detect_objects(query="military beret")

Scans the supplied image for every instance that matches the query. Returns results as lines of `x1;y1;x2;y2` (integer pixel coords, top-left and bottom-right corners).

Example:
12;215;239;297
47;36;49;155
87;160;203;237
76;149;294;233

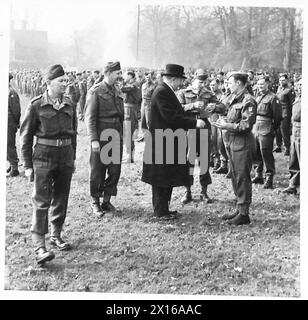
195;68;208;81
46;64;65;81
104;61;121;73
9;73;13;81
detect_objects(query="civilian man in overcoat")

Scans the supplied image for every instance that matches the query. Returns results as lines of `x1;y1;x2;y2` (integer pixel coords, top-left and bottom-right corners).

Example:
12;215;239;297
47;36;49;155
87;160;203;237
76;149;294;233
141;64;206;220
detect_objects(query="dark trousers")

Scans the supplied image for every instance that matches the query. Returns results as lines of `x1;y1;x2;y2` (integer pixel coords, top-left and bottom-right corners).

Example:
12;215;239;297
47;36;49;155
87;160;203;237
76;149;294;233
254;133;275;177
78;95;86;116
187;127;212;189
7;123;19;168
152;185;173;216
90;125;123;199
123;104;138;155
31;144;74;236
227;134;253;212
289;126;300;187
275;116;291;149
218;128;228;165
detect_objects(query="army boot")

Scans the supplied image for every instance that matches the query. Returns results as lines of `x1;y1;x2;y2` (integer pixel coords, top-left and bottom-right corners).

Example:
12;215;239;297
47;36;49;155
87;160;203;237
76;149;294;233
200;185;213;203
284;148;290;156
181;187;192;205
273;146;282;153
228;205;250;225
263;176;273;189
90;198;105;217
222;208;239;220
213;161;228;174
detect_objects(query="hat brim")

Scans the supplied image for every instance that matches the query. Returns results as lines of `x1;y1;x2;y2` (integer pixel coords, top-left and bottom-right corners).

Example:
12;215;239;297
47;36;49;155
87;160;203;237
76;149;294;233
162;72;187;79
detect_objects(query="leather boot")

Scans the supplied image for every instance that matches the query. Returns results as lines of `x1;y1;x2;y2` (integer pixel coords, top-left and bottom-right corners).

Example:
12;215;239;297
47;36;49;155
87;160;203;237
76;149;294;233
200;186;212;203
263;176;273;189
222;208;239;220
273;146;282;153
181;187;192;204
90;198;105;217
228;205;251;225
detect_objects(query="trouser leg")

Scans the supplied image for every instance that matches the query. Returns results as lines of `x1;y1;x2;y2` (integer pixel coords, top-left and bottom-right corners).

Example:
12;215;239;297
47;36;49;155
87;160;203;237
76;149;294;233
259;134;275;177
7;124;19;168
152;185;172;216
31;166;53;236
253;135;264;176
289;137;300;187
49;166;73;237
280;116;291;150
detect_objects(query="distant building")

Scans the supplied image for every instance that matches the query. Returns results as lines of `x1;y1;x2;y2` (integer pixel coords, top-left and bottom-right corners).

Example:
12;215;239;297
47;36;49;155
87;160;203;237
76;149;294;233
10;21;48;68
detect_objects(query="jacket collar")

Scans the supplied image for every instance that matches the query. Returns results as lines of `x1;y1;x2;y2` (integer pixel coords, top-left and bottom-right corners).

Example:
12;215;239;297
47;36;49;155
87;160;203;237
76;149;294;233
40;90;74;108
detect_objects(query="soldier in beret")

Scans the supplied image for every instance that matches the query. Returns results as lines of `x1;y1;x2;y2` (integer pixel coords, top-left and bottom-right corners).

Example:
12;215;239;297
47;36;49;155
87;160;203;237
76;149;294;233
252;75;282;189
215;72;257;225
85;61;124;217
7;73;21;177
20;64;77;264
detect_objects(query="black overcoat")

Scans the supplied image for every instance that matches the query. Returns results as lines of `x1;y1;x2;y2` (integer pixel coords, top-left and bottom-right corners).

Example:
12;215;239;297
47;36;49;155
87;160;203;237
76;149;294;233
141;82;197;187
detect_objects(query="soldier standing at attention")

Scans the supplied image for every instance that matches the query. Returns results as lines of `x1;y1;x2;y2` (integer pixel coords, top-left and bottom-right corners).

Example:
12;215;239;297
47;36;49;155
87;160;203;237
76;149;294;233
274;73;294;155
215;72;257;225
85;61;124;217
20;64;77;264
251;75;282;189
7;73;21;177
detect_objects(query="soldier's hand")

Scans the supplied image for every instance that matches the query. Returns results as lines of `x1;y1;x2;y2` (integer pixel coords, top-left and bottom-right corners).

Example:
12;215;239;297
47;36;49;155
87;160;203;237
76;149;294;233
91;140;100;153
193;101;204;110
196;119;206;128
215;118;227;129
25;168;34;182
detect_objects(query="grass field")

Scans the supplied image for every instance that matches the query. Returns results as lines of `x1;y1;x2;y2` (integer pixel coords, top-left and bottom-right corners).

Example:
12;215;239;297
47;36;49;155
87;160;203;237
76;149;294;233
5;94;300;297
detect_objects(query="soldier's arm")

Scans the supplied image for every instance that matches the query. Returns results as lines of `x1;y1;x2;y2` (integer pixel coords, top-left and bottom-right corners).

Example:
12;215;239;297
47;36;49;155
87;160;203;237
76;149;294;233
9;92;21;127
84;90;99;142
177;90;197;112
20;103;37;169
208;94;226;114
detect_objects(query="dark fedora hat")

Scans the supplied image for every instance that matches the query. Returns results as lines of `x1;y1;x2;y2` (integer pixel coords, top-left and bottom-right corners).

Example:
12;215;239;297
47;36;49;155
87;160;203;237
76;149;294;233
162;64;186;79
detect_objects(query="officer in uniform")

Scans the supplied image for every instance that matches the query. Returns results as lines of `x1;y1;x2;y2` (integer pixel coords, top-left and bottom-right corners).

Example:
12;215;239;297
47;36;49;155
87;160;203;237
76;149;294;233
7;73;21;177
283;78;301;194
177;70;225;204
274;73;294;155
215;72;257;225
251;75;282;189
20;64;77;264
85;61;124;217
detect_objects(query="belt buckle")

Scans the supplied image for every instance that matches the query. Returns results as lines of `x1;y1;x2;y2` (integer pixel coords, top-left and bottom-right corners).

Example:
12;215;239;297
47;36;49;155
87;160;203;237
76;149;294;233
56;139;63;147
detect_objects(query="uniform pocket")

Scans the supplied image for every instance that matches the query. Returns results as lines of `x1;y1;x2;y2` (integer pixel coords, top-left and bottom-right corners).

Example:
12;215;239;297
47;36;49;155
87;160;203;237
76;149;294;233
39;109;58;134
32;144;51;168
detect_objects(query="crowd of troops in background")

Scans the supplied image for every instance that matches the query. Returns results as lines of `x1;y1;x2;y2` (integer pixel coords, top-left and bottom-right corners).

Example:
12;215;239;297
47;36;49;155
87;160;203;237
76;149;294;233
9;67;301;197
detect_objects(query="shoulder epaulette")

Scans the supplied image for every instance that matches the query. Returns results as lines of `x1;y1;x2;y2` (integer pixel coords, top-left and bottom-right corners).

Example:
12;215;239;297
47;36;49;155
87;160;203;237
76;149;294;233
88;82;101;94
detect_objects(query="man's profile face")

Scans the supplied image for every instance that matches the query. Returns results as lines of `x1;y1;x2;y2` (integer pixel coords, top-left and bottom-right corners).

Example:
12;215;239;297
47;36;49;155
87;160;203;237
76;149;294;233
109;70;122;84
48;75;67;95
227;76;239;94
192;79;203;91
279;76;288;87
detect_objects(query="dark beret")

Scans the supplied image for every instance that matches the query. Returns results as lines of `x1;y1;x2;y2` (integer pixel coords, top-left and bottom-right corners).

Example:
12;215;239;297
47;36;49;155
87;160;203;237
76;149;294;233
104;61;121;73
46;64;65;81
127;70;135;78
9;73;13;81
